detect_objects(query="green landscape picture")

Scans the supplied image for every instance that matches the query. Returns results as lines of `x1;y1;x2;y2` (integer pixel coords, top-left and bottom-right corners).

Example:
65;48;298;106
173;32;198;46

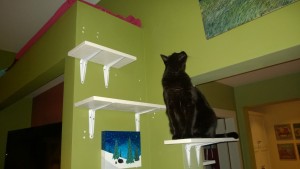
199;0;299;39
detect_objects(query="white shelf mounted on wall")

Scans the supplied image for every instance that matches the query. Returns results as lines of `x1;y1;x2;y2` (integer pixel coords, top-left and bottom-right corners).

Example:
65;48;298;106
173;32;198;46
68;41;137;88
164;137;238;168
75;96;166;139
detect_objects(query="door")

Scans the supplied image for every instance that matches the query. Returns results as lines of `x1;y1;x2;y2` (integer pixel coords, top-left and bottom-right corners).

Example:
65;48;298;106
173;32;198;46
249;111;272;169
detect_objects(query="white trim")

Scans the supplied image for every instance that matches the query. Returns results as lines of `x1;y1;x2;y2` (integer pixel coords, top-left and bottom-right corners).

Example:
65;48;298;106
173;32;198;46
26;74;64;98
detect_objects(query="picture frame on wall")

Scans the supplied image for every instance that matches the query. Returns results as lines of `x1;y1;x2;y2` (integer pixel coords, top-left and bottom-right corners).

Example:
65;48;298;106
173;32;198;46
293;123;300;140
277;143;297;160
274;124;293;140
101;131;141;169
198;0;300;39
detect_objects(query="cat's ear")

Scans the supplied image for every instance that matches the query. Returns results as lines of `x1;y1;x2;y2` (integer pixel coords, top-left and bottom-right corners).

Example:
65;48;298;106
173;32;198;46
161;54;168;63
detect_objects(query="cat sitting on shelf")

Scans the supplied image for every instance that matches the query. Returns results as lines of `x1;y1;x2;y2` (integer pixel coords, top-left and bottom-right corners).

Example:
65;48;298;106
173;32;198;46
161;51;238;140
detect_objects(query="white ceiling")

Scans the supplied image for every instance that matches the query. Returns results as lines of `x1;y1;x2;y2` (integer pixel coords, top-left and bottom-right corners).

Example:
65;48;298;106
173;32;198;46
0;0;66;53
0;0;299;87
0;0;100;53
217;59;300;87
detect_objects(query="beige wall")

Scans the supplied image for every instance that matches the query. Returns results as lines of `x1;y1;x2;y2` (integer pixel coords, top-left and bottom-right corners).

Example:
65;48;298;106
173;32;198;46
252;100;300;169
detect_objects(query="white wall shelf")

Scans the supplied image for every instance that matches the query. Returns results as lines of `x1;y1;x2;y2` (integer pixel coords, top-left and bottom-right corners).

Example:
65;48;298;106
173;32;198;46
164;137;238;168
68;41;137;87
164;137;238;145
75;96;166;139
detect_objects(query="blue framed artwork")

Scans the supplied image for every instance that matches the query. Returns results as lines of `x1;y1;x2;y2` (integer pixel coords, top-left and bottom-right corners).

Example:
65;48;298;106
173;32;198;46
101;131;141;169
199;0;299;39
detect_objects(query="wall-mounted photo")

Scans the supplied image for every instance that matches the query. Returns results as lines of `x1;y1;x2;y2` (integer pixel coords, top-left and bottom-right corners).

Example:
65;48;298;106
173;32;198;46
198;0;300;39
274;124;293;140
293;123;300;139
277;143;297;160
101;131;141;169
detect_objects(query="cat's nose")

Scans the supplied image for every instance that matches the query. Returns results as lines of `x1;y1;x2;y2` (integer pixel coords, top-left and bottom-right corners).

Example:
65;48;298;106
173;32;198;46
180;51;187;58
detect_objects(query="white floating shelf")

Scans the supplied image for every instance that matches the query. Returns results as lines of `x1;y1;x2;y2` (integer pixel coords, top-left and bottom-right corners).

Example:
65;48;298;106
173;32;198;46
164;137;238;145
75;96;166;138
68;41;137;87
164;137;238;168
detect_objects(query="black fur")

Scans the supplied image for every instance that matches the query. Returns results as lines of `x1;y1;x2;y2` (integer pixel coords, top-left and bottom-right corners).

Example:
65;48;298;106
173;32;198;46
161;51;238;140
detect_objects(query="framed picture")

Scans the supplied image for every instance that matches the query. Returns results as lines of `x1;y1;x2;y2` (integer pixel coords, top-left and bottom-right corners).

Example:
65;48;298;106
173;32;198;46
277;144;296;160
293;123;300;139
101;131;141;169
198;0;300;39
274;124;293;140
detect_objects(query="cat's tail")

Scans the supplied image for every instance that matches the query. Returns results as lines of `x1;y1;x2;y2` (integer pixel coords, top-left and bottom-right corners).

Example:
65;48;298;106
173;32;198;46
215;132;239;139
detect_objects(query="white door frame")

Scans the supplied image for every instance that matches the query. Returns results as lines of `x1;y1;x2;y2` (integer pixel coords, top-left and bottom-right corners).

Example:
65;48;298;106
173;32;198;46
213;108;244;169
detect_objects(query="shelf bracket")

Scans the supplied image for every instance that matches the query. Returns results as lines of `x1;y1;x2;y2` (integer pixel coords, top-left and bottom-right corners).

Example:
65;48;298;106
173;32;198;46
135;108;158;131
195;145;202;166
103;57;124;88
135;114;140;131
185;143;213;168
88;109;95;139
79;50;102;84
88;103;111;139
185;144;196;168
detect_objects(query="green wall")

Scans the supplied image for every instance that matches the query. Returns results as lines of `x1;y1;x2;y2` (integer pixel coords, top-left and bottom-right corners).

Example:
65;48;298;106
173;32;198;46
61;2;148;169
98;1;300;169
0;50;15;70
99;1;300;169
99;0;300;82
0;97;32;169
197;82;236;111
235;72;300;108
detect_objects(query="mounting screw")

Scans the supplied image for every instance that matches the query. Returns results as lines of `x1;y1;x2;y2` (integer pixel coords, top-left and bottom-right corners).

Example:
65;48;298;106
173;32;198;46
82;26;85;34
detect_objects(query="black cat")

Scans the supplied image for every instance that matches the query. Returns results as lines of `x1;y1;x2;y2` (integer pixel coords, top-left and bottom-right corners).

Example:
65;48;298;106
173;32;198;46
161;51;238;139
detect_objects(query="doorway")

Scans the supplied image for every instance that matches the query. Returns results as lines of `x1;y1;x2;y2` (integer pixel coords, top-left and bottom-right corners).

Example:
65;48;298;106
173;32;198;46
204;108;244;169
247;100;300;169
